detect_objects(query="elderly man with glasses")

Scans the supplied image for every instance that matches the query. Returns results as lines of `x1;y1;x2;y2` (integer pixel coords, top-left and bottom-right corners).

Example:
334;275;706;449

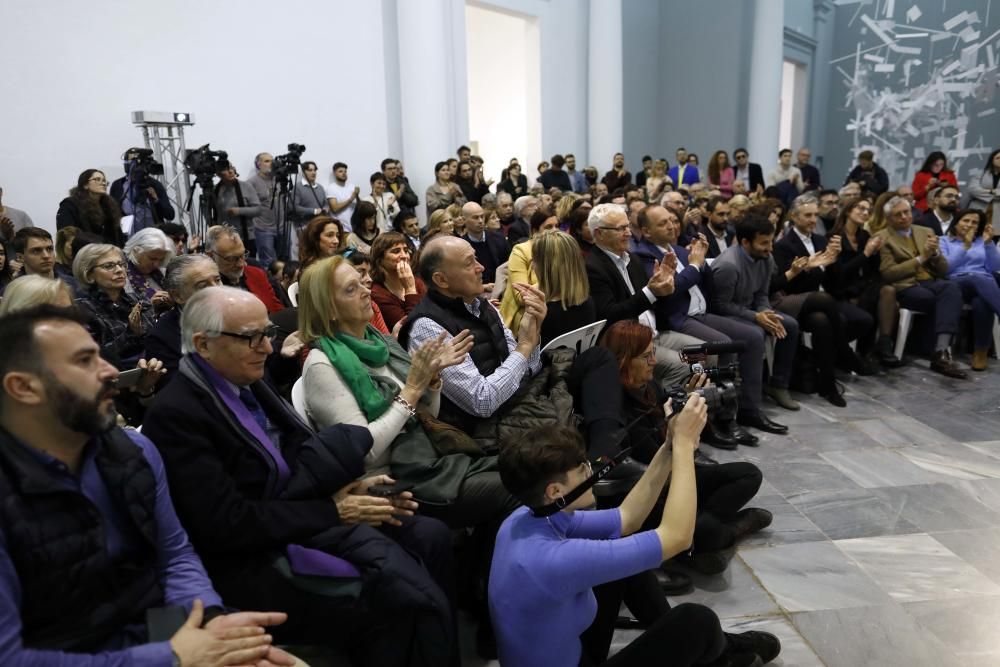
205;225;284;313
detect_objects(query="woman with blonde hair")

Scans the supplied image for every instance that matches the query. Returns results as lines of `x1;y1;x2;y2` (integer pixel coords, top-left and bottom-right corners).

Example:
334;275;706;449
532;231;595;347
644;159;672;203
445;202;466;236
866;192;895;234
0;275;73;316
425;209;455;238
499;211;560;334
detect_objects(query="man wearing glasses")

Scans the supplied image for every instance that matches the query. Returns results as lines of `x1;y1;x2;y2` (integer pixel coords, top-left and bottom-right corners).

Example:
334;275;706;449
876;196;966;378
732;148;765;196
205;225;284;313
585;203;703;388
142;286;456;663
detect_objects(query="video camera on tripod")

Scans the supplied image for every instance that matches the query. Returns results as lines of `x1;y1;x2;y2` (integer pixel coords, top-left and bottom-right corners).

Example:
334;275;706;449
665;340;745;417
184;144;230;182
272;143;306;180
123;147;164;189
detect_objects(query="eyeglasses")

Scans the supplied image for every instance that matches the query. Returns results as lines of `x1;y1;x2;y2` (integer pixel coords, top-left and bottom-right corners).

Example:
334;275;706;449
216;324;279;348
88;177;108;185
216;251;249;263
599;225;631;234
94;261;127;271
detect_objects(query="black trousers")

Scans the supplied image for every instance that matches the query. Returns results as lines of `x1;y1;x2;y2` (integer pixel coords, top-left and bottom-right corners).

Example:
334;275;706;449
567;346;632;458
782;291;870;392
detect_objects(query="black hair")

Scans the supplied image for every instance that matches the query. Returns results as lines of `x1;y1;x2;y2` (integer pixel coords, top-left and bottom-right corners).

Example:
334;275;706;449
779;149;792;158
498;425;587;507
457;145;471;155
301;161;318;172
642;155;652;162
369;171;387;186
984;148;1000;174
947;208;989;237
918;151;949;173
734;148;748;157
818;189;839;199
380;158;396;172
156;222;187;240
434;161;449;177
12;227;52;254
351;201;379;236
393;211;418;233
706;196;728;214
550;154;566;169
735;214;775;244
333;162;348;171
0;305;89;382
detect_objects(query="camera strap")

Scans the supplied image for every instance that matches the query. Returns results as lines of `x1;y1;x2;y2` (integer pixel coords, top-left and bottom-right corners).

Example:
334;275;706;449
529;408;659;518
232;181;249;241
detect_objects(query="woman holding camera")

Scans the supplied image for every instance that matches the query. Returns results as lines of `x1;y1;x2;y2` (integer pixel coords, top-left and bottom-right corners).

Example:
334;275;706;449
490;402;780;667
600;320;771;574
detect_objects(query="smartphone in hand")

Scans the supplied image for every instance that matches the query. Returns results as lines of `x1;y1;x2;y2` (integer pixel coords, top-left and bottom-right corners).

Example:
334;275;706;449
368;481;415;497
116;368;145;390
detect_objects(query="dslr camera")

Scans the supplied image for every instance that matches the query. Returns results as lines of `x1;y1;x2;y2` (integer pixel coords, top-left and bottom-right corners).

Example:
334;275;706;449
272;143;306;179
665;340;745;417
184;143;230;177
123;147;164;189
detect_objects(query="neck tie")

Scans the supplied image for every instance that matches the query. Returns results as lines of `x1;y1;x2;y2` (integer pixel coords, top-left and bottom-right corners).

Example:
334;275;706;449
239;387;270;436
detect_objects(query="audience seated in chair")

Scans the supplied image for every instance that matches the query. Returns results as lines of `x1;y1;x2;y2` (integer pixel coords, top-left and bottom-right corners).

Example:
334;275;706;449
709;214;801;427
939;208;1000;371
530;231;597;347
461;202;510;285
122;227;175;315
0;306;296;667
205;225;284;313
499;209;561;335
141;287;458;665
876;196;967;378
369;232;426;331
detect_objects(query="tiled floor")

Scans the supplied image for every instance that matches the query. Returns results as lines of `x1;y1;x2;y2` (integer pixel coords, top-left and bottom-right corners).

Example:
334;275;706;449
465;358;1000;666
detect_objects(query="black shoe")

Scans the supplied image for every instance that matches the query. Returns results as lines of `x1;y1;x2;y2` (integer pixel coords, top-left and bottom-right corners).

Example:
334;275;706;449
720;419;760;446
842;348;878;376
736;411;789;435
731;508;773;539
695;450;720;466
931;350;968;379
877;336;906;368
677;546;736;575
819;382;847;408
614;615;647;630
701;423;740;451
726;630;782;664
655;565;694;595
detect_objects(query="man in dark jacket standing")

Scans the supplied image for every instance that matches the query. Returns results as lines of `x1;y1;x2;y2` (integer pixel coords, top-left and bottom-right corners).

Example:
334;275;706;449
142;287;457;666
0;306;294;666
845;150;889;196
383;158;419;215
538;154;573;192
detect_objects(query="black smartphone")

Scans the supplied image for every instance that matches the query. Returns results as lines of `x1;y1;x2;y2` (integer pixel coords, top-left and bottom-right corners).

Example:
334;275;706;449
368;481;415;497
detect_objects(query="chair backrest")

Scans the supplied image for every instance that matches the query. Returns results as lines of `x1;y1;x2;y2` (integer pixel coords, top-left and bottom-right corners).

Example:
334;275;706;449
491;262;509;300
290;377;311;426
541;319;607;354
287;282;300;307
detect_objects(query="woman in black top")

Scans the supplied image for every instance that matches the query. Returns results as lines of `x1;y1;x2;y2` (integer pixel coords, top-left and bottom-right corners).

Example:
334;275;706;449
455;160;489;204
498;163;528;200
56;169;125;246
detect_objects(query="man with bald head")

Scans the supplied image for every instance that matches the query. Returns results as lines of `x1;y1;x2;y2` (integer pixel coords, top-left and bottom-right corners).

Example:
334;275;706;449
142;286;458;662
461;201;510;283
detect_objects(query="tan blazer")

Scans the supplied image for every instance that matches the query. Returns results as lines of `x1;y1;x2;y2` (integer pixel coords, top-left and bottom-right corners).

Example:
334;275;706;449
876;225;949;290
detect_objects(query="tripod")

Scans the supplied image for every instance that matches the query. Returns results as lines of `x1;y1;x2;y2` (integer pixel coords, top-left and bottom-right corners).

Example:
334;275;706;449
271;172;297;261
185;173;218;242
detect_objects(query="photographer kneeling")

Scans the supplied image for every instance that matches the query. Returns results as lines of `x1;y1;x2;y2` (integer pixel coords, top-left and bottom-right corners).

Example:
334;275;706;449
490;399;780;667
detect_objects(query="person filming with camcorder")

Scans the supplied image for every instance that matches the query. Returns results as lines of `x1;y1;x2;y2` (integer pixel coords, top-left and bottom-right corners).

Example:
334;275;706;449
489;379;781;667
110;147;176;234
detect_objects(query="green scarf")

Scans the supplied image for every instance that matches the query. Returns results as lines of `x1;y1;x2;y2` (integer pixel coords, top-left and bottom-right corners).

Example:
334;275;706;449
316;326;412;421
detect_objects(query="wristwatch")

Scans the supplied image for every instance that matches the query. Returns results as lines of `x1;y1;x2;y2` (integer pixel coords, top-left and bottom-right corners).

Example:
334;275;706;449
172;650;182;667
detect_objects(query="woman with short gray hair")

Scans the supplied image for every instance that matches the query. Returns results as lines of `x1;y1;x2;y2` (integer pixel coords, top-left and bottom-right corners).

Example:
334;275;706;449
123;227;175;311
74;243;155;368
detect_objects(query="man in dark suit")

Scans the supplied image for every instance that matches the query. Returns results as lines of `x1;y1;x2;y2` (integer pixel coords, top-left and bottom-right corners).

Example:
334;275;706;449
796;148;822;190
914;185;959;236
733;148;765;195
704;197;735;258
585;203;702;388
142;286;458;663
631;205;768;442
461;202;510;284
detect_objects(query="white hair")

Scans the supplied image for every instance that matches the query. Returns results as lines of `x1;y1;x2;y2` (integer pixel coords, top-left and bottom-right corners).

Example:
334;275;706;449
513;195;538;216
496;192;513;205
205;225;241;253
163;254;217;299
180;285;258;354
124;227;176;265
789;193;819;214
883;195;908;217
586;203;627;236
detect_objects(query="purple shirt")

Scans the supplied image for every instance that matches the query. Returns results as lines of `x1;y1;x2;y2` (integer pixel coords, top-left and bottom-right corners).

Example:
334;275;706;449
0;430;222;666
489;507;663;667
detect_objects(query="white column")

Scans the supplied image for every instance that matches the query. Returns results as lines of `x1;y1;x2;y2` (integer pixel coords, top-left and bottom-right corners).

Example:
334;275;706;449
746;0;785;164
396;0;467;221
587;0;623;168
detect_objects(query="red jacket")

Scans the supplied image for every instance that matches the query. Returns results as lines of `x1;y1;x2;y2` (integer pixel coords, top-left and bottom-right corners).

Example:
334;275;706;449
242;265;285;313
912;170;958;211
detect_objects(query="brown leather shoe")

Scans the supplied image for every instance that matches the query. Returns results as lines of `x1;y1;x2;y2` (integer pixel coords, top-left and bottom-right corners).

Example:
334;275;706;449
973;348;989;371
931;350;968;379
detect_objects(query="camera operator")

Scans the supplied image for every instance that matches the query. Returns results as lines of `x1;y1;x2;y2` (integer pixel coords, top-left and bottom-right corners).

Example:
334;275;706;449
213;162;261;254
109;149;175;234
246;152;280;266
490;401;780;667
292;161;328;260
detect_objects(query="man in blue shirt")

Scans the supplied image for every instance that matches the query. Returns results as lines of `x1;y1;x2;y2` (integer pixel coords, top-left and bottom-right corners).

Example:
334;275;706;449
0;306;293;666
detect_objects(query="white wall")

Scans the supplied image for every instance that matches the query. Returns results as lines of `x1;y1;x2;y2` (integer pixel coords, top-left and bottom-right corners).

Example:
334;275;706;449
0;0;392;231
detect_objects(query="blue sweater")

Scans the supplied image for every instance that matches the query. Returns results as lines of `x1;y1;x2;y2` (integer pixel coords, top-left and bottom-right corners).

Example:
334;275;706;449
489;506;663;667
940;237;1000;277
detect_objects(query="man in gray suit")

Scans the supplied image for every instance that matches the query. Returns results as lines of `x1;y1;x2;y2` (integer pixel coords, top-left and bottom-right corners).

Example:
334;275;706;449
710;214;797;434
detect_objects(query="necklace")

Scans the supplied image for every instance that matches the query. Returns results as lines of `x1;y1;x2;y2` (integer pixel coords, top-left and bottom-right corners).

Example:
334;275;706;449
546;516;566;541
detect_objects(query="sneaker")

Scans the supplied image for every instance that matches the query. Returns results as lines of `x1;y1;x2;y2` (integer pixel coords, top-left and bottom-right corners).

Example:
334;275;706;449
726;630;782;664
731;508;773;539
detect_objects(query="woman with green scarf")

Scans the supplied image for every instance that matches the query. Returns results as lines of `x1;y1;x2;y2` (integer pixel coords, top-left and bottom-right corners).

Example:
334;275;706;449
297;255;520;529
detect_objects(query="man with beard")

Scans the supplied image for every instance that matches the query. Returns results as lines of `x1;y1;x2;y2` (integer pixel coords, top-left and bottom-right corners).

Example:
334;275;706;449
704;197;735;258
916;185;960;236
816;189;840;237
601;153;632;192
0;306;294;666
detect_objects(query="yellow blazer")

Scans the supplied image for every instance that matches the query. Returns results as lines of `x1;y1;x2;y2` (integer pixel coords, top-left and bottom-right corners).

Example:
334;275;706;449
499;239;537;335
876;225;949;290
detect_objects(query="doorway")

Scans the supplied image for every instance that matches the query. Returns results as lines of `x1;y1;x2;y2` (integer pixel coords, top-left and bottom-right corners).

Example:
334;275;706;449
779;59;808;152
